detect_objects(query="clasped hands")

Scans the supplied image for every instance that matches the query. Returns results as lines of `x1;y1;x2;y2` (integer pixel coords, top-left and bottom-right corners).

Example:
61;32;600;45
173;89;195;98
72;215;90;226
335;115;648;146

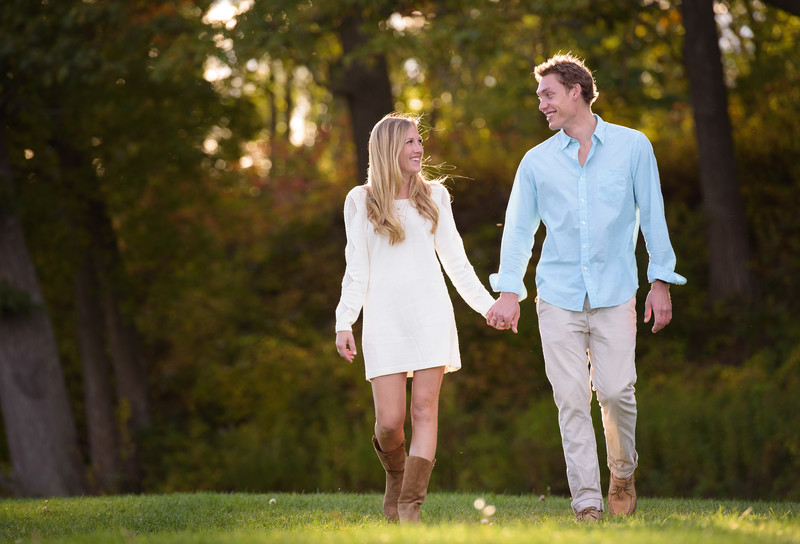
485;281;673;335
485;292;520;333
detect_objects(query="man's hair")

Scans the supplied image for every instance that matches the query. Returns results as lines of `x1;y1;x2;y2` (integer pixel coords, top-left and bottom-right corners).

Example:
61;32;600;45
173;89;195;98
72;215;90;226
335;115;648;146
534;54;598;106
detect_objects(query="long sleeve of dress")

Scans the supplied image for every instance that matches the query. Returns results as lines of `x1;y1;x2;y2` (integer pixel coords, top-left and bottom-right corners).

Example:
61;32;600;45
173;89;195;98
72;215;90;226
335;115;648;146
335;188;370;332
433;186;496;317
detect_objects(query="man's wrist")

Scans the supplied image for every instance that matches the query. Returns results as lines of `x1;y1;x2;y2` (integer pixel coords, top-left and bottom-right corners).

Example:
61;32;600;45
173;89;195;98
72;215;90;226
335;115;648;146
499;292;520;302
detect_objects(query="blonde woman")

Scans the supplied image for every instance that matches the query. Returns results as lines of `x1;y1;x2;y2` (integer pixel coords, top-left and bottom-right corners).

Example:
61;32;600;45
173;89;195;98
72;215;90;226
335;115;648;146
335;113;494;523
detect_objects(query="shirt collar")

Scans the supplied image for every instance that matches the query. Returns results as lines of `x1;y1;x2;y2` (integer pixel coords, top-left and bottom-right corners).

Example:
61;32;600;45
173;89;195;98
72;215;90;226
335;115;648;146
556;114;607;149
592;114;607;145
556;129;572;150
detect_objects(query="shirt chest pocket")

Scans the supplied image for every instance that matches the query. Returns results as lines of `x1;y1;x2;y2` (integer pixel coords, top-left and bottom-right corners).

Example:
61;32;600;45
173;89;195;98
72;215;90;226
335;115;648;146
596;168;628;203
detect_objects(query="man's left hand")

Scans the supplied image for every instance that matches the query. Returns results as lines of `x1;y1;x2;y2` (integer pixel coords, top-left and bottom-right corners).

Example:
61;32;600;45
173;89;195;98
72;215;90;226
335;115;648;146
644;280;672;333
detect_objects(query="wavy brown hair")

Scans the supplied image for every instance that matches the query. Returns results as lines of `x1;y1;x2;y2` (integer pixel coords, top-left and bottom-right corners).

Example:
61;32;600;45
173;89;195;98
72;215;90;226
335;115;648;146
534;53;598;106
365;113;440;245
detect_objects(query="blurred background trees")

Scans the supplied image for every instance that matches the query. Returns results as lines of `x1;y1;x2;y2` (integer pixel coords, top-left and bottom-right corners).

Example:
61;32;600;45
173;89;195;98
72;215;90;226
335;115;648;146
1;0;798;499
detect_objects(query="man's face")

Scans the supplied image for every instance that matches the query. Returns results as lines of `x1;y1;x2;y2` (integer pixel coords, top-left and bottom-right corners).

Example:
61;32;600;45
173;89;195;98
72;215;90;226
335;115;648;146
537;73;581;131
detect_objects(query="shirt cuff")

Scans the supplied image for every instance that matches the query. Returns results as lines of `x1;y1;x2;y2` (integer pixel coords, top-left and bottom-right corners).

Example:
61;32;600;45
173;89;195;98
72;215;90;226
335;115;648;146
647;264;687;286
489;273;529;301
335;322;352;332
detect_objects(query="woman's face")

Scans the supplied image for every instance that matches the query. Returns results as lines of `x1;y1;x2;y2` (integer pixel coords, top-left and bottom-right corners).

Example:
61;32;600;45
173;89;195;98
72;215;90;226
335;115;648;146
398;124;423;181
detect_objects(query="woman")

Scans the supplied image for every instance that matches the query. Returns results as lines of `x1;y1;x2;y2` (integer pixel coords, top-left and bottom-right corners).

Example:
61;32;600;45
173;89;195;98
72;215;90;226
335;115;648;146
335;113;495;523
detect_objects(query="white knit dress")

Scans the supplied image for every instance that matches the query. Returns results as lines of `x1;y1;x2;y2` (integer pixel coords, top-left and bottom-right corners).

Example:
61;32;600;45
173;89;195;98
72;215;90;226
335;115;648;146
335;183;495;381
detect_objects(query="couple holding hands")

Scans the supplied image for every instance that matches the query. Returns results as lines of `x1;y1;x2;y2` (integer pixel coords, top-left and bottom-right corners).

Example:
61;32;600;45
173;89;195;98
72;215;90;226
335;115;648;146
334;54;685;523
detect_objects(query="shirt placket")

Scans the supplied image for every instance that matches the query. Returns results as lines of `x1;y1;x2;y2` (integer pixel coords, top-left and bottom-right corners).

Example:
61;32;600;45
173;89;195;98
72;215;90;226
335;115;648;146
572;140;594;305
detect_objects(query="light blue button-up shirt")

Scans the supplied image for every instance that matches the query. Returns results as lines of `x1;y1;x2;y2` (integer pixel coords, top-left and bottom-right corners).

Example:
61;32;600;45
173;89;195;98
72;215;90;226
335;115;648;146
490;115;686;311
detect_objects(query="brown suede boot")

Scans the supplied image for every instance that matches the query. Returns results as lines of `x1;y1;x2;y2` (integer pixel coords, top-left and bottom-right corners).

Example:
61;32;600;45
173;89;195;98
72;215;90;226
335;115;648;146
372;436;406;521
397;456;435;524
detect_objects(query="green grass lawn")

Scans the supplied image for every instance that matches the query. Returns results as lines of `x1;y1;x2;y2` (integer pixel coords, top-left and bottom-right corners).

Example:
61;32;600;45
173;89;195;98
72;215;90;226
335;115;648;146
0;492;798;543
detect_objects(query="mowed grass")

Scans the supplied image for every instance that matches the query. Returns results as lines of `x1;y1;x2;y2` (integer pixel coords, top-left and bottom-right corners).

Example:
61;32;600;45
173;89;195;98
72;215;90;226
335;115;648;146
1;492;798;543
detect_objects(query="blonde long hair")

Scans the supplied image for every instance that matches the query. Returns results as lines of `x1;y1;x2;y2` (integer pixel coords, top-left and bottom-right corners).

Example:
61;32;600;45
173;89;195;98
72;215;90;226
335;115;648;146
365;113;440;245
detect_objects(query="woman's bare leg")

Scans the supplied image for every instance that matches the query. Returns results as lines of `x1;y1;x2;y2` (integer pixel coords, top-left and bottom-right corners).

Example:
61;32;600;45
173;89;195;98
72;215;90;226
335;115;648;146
371;372;408;452
408;366;445;461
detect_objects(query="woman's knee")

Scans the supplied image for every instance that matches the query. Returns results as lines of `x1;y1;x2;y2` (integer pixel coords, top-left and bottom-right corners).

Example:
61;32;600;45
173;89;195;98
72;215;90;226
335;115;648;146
375;414;405;437
410;396;439;425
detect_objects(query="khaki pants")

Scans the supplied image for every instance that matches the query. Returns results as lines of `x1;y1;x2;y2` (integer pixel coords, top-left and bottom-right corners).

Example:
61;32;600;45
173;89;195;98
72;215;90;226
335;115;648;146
536;296;638;513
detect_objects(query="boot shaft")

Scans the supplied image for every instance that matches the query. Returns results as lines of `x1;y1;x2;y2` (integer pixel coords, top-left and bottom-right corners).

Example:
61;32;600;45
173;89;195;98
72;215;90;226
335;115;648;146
398;455;435;524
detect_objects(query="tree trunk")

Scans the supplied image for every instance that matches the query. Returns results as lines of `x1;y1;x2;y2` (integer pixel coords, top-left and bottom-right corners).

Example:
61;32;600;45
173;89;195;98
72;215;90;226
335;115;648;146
50;132;124;494
75;250;121;493
85;196;151;491
681;0;756;300
52;125;151;491
102;274;152;429
91;207;151;432
53;134;152;442
0;133;87;497
336;15;395;185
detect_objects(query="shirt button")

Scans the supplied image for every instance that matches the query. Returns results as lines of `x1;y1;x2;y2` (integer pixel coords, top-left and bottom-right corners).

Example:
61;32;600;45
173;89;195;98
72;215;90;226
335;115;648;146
582;221;586;225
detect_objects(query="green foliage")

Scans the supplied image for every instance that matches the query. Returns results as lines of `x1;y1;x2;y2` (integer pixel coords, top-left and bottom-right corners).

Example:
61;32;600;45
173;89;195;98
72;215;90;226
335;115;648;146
139;330;378;493
639;346;800;501
0;280;37;318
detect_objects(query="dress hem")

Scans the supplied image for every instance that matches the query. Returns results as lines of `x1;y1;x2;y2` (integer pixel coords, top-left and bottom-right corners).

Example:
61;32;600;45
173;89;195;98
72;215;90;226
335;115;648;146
366;363;460;381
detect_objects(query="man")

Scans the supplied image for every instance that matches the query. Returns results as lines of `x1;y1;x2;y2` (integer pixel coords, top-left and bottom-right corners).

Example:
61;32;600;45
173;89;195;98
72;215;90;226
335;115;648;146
486;54;685;522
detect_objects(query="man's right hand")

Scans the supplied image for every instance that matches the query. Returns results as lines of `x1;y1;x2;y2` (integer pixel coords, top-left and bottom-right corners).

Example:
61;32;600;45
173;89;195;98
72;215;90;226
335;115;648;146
486;292;521;333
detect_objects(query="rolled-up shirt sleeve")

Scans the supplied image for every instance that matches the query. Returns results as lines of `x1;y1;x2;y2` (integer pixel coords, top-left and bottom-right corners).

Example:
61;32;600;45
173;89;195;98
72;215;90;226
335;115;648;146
631;134;687;286
489;154;541;301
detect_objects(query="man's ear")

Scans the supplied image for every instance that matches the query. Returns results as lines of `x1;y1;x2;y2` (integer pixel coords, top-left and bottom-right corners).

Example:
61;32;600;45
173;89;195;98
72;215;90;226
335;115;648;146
571;84;582;100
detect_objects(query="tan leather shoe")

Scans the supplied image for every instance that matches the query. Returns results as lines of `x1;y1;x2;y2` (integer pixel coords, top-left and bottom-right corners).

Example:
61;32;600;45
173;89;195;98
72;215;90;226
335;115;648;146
575;505;603;522
608;474;637;516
